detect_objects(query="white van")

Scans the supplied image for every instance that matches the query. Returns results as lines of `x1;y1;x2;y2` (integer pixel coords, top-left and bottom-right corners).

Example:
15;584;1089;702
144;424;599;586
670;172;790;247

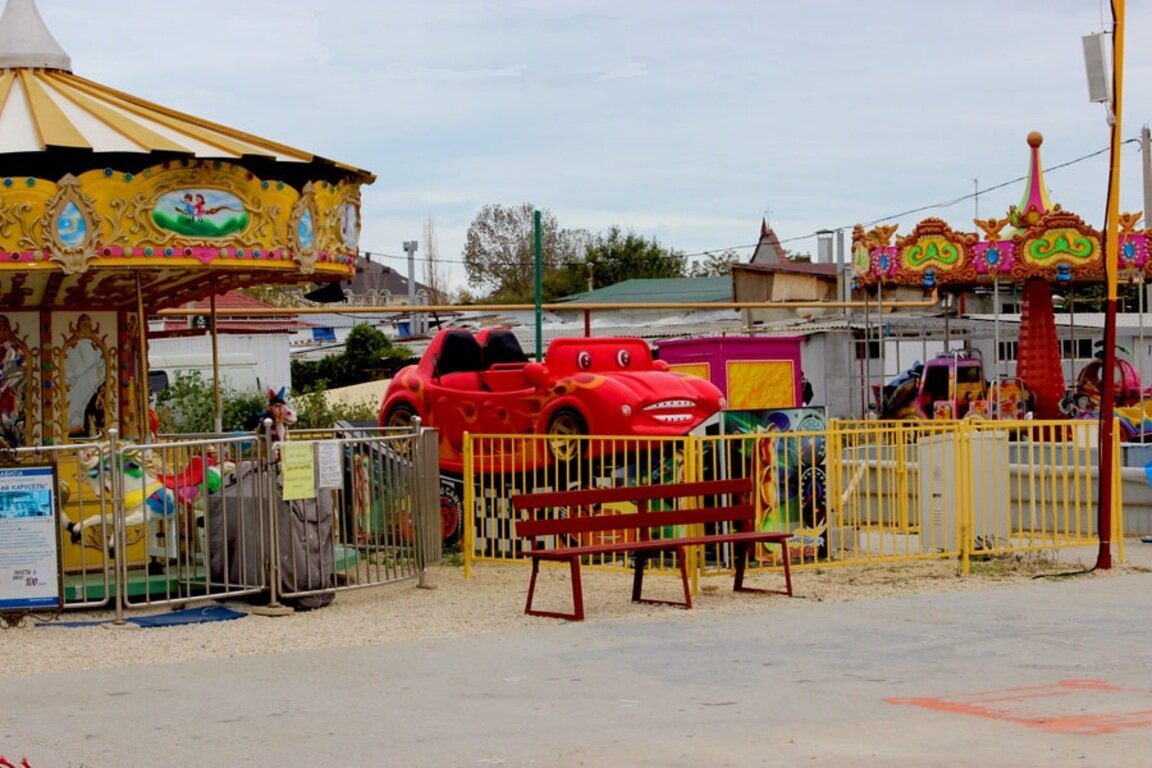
148;352;262;395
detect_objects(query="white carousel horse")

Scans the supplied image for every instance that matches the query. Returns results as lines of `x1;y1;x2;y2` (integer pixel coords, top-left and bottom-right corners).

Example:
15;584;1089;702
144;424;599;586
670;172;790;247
61;442;179;553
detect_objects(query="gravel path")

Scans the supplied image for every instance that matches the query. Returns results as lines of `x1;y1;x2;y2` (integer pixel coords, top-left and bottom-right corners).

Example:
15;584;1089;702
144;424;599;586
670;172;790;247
4;545;1149;679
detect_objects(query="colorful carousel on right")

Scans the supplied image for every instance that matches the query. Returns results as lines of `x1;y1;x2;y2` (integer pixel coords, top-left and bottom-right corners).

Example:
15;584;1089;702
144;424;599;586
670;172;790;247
854;130;1152;439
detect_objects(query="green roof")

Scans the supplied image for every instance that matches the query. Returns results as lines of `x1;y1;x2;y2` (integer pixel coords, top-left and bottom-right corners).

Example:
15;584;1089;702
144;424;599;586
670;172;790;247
558;277;732;304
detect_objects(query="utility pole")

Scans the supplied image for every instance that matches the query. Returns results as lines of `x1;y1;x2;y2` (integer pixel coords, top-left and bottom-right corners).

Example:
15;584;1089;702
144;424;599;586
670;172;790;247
1142;125;1151;230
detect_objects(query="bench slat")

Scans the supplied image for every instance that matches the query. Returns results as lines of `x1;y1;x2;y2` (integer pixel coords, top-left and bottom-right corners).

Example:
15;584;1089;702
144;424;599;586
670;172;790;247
525;531;790;559
515;503;756;539
512;477;752;512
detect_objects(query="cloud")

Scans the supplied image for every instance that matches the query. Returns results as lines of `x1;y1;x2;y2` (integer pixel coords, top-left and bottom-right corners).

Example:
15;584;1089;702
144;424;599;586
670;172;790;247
599;61;647;80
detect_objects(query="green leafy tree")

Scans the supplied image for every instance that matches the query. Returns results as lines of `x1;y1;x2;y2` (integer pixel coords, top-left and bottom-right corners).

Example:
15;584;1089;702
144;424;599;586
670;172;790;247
462;203;586;301
292;323;415;391
578;226;686;290
689;249;739;277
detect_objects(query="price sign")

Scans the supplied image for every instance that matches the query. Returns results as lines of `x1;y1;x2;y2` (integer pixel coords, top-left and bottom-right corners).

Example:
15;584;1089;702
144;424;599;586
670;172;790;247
0;465;62;610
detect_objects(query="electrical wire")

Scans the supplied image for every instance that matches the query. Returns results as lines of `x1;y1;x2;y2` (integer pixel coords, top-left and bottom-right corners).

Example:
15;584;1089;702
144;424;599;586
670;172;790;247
354;138;1143;268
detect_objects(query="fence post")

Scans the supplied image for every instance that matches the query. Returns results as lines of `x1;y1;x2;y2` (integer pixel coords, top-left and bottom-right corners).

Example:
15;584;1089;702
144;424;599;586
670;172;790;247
463;431;475;581
251;417;293;616
415;417;438;589
107;429;129;626
957;422;972;575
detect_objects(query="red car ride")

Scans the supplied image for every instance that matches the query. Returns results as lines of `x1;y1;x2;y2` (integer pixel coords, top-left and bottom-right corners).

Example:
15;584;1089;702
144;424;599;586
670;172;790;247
378;329;725;473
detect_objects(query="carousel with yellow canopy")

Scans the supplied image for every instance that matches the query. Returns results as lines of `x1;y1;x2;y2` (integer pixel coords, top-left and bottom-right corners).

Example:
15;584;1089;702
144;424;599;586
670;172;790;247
0;0;373;450
0;0;373;574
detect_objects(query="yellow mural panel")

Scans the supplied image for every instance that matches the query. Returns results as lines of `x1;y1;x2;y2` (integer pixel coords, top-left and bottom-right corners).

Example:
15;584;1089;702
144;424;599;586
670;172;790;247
726;360;795;410
668;362;710;382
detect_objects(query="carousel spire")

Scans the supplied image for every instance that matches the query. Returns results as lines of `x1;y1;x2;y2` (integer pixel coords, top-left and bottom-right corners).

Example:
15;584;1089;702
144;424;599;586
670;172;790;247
0;0;71;71
1010;130;1055;229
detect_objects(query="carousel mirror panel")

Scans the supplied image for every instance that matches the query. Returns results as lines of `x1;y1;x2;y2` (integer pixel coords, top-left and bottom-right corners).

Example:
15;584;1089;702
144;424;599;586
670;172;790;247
0;314;39;449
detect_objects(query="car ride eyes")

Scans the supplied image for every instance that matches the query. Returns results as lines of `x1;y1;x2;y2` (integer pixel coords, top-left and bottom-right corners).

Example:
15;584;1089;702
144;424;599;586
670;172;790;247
576;349;630;369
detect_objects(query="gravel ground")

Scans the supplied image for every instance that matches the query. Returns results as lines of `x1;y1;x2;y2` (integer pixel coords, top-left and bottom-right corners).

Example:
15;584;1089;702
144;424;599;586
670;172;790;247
4;544;1150;679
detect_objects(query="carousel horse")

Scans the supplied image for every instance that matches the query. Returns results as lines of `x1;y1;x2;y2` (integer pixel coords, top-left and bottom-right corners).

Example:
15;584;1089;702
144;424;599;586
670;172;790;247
61;442;179;555
155;450;229;509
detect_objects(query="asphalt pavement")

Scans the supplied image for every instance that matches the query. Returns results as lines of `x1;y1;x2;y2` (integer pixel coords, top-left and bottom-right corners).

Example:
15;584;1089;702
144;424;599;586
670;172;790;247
3;541;1151;768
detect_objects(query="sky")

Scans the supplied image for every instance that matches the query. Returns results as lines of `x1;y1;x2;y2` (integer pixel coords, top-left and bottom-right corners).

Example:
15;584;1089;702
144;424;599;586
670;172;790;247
35;0;1152;295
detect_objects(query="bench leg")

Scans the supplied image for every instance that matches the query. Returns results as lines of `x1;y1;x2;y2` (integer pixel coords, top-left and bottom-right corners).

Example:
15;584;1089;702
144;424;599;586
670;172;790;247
734;540;793;597
632;548;692;609
525;555;585;621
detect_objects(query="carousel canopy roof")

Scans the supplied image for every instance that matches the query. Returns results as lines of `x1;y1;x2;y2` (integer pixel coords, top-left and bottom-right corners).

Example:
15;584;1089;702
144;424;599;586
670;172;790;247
0;0;373;183
0;0;374;312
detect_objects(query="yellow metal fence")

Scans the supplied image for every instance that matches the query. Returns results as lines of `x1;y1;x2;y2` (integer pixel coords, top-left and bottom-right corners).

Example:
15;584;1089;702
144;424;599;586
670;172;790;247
462;418;1123;580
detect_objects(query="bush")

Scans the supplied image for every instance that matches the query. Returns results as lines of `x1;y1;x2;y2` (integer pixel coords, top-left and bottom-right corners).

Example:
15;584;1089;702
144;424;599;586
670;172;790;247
291;323;416;391
155;371;382;435
293;389;378;430
154;371;269;434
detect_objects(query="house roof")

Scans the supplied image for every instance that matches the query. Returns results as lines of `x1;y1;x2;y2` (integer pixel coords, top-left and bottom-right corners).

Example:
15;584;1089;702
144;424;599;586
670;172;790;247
750;219;790;265
557;276;733;304
159;291;311;332
733;261;839;277
349;255;431;297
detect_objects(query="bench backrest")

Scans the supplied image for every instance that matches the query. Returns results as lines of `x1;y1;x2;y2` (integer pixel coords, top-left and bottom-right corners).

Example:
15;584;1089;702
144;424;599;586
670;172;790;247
513;477;756;540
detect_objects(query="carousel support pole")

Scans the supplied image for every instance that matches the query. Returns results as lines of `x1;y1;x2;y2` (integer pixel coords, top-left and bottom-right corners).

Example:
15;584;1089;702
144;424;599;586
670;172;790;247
993;276;1001;381
135;276;151;443
863;288;871;417
211;295;223;434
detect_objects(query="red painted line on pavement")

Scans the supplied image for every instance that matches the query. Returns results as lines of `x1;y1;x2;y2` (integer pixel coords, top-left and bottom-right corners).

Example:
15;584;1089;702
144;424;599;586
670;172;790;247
886;679;1152;735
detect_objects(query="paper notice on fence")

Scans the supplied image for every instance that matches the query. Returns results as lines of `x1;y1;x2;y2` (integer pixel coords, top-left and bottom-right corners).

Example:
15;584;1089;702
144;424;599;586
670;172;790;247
280;441;316;500
316;440;343;488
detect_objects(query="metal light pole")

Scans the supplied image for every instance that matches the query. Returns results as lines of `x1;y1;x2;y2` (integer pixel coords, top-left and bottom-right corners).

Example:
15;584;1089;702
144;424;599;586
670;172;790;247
1090;3;1125;570
403;240;419;335
534;210;543;361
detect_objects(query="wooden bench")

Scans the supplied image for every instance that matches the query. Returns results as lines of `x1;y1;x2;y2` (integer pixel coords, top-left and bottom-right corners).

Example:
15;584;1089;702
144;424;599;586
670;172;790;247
512;477;793;621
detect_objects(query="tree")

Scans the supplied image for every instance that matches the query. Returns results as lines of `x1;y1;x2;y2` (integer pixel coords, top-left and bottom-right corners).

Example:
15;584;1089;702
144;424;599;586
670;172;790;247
462;204;584;301
422;216;448;305
579;226;686;290
689;249;739;277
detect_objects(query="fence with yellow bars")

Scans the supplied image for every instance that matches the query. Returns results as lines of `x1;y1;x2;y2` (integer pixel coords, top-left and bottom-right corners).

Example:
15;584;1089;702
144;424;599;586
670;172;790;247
462;418;1123;581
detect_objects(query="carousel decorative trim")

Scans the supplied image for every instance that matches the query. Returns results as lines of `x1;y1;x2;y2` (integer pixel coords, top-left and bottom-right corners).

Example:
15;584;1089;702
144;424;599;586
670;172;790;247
290;181;320;274
44;174;100;274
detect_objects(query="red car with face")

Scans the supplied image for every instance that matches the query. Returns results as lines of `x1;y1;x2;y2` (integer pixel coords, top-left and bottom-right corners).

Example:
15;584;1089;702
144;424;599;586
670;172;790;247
379;329;725;473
